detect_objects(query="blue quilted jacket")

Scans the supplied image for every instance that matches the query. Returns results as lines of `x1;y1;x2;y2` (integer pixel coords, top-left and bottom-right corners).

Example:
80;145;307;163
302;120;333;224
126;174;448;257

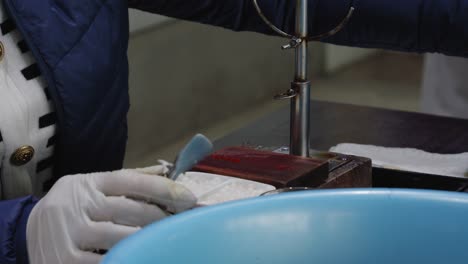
1;0;467;263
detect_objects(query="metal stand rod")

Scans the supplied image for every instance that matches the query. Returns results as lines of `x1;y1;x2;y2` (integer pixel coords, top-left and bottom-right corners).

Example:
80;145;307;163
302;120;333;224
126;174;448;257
252;0;354;157
290;0;310;157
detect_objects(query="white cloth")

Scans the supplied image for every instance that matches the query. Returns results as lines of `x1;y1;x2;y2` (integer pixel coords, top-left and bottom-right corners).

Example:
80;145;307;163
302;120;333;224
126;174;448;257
177;172;275;206
0;5;55;199
26;165;196;264
421;53;468;119
330;143;468;178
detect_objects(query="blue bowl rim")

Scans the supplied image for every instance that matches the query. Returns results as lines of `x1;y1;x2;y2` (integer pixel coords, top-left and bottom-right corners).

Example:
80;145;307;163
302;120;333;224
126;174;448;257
104;188;468;261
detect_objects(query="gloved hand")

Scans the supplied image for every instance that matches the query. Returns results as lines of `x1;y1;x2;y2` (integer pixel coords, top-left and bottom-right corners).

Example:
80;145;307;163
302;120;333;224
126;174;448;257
26;164;196;264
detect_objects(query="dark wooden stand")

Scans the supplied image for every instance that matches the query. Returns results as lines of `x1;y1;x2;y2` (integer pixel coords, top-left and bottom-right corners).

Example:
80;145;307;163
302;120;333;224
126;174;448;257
313;151;372;189
193;147;372;189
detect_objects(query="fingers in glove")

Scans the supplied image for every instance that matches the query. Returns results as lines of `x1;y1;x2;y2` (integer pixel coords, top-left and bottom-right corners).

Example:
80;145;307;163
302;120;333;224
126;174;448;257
79;221;139;251
133;165;165;175
133;160;172;175
88;196;169;227
95;170;196;213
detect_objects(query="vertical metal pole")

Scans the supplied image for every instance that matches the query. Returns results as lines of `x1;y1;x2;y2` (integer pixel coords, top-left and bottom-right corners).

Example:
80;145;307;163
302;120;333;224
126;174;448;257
290;0;310;157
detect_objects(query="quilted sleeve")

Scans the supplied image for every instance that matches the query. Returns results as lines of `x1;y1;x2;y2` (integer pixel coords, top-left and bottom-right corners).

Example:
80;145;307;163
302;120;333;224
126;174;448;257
0;131;3;198
0;196;38;264
129;0;468;57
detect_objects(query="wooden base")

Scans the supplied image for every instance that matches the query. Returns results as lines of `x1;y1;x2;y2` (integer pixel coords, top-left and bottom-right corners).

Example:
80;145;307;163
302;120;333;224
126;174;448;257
311;151;372;189
193;147;372;189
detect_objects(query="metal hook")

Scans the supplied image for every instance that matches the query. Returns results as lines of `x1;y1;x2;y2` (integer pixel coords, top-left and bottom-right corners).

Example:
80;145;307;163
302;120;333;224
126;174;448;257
252;0;355;42
252;0;292;38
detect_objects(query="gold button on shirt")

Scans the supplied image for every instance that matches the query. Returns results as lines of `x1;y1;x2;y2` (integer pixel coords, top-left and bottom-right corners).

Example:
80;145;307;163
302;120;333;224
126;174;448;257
0;6;56;200
10;145;35;166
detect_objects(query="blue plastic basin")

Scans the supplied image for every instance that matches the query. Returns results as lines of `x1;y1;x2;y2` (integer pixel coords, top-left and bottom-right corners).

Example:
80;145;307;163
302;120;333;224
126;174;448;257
103;189;468;264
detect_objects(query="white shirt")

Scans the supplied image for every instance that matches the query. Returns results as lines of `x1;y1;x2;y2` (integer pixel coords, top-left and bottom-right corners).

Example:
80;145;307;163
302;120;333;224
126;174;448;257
0;6;56;199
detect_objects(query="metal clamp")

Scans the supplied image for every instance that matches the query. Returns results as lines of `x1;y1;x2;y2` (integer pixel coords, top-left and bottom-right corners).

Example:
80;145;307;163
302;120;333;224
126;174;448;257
282;37;302;50
274;81;311;100
274;88;297;100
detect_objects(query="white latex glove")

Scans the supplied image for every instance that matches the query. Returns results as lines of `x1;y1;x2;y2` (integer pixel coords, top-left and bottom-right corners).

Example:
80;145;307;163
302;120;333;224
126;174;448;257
26;165;196;264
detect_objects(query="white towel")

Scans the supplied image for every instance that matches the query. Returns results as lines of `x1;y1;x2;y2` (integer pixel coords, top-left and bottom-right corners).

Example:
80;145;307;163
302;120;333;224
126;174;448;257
330;143;468;178
176;172;275;206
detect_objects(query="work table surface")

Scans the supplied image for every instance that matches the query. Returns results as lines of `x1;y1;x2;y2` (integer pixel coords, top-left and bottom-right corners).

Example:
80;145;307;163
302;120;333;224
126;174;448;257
214;100;468;154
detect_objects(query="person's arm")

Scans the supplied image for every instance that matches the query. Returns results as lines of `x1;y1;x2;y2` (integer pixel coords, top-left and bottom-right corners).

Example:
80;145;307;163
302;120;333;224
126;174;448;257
26;165;197;264
0;196;38;264
129;0;468;57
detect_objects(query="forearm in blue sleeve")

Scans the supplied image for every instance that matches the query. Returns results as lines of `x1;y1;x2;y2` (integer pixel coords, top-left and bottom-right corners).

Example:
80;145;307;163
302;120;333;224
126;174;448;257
324;0;468;57
129;0;468;57
0;196;38;264
128;0;289;34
